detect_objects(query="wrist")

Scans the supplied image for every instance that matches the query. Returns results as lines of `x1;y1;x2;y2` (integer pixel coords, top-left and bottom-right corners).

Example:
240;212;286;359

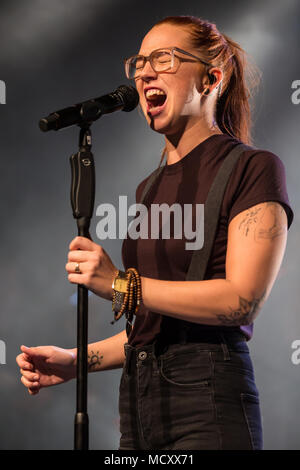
110;268;120;301
68;348;77;367
111;268;142;336
112;269;127;312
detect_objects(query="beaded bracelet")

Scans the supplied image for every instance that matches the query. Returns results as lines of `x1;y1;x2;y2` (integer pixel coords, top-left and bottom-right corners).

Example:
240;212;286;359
111;267;142;337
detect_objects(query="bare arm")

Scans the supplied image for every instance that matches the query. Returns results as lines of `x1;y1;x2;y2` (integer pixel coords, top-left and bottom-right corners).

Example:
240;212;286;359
66;201;288;328
17;329;128;395
139;202;288;326
70;329;127;373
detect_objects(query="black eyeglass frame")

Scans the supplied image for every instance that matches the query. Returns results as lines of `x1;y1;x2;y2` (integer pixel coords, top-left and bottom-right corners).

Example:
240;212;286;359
124;46;211;80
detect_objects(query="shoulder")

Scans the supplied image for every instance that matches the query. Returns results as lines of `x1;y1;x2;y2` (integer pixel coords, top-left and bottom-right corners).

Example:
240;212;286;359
214;135;285;169
237;145;287;174
224;143;294;229
231;145;288;196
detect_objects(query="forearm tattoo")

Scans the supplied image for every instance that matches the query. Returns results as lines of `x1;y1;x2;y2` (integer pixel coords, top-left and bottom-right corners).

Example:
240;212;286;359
216;288;267;326
238;202;286;240
88;350;103;371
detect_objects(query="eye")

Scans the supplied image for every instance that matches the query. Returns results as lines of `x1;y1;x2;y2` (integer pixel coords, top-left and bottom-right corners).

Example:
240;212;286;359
153;50;172;64
131;56;144;70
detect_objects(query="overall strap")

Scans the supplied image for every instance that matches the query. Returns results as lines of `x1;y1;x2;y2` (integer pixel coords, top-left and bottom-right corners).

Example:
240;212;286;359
137;142;254;282
137;142;255;343
186;142;254;281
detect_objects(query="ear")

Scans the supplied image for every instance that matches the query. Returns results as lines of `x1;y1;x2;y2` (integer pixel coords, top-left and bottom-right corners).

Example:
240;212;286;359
196;66;223;95
206;67;223;90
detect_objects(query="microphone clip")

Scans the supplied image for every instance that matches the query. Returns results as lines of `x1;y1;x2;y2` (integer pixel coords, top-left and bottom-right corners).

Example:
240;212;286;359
70;126;95;236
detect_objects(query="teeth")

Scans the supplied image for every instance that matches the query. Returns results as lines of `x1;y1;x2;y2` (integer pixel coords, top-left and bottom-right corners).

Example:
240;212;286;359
145;89;166;98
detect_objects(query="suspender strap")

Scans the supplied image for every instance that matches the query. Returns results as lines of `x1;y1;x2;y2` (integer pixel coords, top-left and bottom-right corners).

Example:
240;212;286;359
138;142;254;281
185;143;253;281
136;141;255;343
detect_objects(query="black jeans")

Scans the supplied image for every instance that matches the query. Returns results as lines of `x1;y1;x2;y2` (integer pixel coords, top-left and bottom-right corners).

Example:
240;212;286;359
118;331;263;450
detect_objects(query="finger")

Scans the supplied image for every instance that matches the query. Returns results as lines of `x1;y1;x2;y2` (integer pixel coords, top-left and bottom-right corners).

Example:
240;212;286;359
17;358;34;370
21;370;39;382
65;262;80;274
21;375;40;389
20;345;43;359
65;261;90;275
69;236;96;252
16;352;34;369
20;345;31;357
67;272;89;285
67;250;91;263
28;388;39;396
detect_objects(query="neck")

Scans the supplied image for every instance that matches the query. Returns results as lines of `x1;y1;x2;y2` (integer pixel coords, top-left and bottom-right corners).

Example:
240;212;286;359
164;119;223;165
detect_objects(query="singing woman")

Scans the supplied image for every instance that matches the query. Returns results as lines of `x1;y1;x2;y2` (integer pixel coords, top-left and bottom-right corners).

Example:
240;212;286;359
16;16;293;450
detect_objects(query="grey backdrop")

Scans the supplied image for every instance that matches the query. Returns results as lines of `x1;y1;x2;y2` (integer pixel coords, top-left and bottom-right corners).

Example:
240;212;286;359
0;0;299;450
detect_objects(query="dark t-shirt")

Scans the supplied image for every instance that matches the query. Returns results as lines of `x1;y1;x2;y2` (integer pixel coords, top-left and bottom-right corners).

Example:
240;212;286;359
122;134;294;346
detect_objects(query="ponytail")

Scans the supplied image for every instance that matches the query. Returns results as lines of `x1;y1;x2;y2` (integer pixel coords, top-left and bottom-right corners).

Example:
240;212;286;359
216;33;261;145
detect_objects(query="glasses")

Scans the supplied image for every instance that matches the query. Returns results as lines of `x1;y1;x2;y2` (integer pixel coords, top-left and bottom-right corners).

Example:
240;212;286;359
124;47;211;80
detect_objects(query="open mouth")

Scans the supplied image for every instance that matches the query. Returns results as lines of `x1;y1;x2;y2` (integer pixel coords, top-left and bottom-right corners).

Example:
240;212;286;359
145;88;167;115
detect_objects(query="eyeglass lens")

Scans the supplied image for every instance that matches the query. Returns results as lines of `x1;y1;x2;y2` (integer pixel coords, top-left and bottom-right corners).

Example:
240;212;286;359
127;50;175;79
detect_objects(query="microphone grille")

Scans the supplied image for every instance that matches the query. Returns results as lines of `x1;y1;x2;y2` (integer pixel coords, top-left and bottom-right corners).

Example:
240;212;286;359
117;85;139;112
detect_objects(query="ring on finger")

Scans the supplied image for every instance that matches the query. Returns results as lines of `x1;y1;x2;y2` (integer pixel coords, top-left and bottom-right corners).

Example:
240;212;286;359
74;263;81;274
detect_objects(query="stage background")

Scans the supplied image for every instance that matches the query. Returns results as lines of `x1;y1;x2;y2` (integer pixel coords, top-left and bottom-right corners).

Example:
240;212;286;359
0;0;299;450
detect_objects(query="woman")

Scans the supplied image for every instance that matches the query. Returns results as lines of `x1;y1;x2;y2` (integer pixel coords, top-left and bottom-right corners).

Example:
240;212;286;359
16;16;293;450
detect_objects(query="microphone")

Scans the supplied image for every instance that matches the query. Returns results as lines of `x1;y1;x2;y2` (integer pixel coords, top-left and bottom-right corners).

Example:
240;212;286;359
39;85;139;132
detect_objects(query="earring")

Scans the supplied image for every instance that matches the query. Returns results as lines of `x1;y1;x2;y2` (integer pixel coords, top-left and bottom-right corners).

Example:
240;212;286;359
203;88;210;96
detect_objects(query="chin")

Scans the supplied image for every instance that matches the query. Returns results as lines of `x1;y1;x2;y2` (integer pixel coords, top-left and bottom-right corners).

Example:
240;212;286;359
145;113;173;134
149;122;169;134
150;118;182;137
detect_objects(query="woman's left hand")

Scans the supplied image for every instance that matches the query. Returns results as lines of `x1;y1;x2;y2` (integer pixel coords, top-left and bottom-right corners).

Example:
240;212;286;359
66;236;119;300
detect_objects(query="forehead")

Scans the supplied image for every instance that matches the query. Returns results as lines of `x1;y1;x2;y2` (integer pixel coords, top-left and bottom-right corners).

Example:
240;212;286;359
138;23;192;55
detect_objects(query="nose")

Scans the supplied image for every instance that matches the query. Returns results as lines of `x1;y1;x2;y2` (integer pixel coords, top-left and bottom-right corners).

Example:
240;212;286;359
139;58;158;82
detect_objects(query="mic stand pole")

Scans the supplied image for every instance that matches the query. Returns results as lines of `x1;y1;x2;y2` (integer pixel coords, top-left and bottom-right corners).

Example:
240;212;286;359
70;124;95;450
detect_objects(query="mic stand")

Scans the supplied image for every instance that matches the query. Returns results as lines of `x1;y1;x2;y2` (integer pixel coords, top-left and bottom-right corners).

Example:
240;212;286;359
70;125;95;450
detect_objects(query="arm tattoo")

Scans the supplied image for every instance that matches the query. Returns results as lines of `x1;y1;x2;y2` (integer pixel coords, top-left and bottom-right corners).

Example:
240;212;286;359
88;350;103;371
238;202;286;240
238;207;262;236
256;202;286;240
216;288;267;326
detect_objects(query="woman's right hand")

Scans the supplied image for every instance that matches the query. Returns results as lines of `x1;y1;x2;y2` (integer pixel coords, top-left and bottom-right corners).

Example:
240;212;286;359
16;345;76;395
